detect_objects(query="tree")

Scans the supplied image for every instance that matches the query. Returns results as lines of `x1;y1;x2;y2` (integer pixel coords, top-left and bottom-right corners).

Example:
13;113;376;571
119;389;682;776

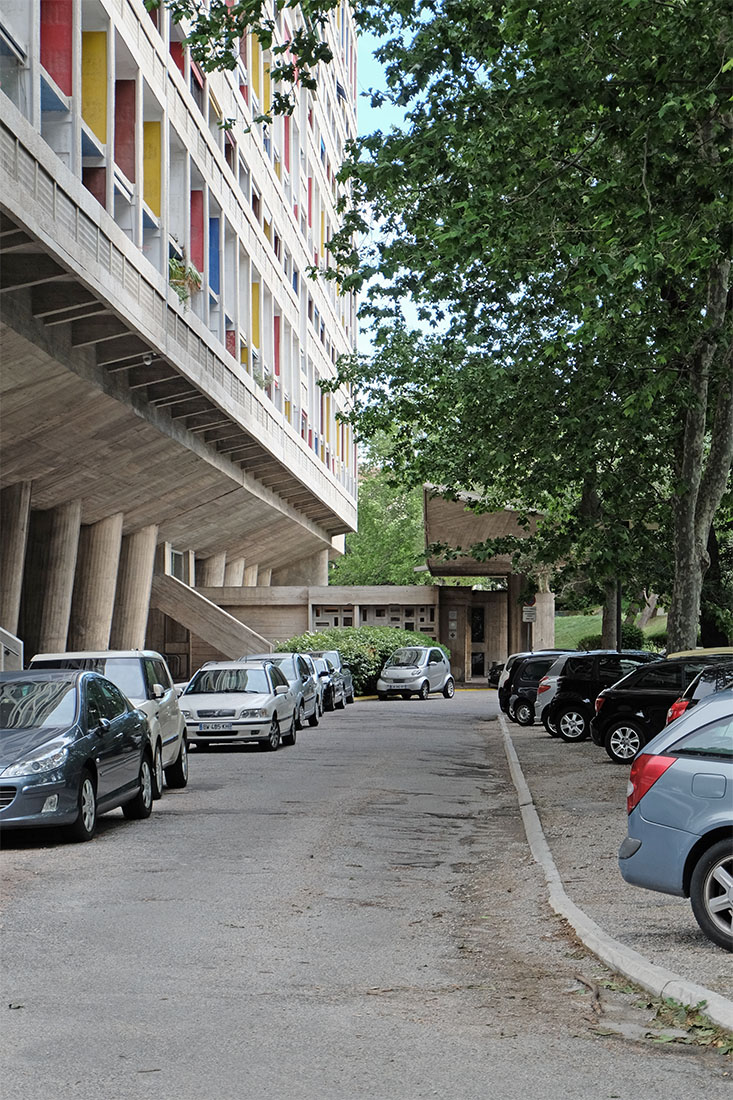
327;0;732;651
329;461;426;585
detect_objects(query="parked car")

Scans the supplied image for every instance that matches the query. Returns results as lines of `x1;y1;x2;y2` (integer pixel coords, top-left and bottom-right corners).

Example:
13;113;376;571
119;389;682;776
498;649;570;715
619;689;733;951
486;661;504;688
0;669;153;841
307;650;355;704
300;653;325;717
376;646;454;700
246;653;319;728
30;650;188;797
537;650;663;743
311;656;345;711
591;654;733;764
506;654;568;726
667;662;733;726
179;662;297;750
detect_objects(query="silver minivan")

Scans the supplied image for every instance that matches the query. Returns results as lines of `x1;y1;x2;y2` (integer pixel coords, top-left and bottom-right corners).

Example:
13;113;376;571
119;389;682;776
377;646;454;700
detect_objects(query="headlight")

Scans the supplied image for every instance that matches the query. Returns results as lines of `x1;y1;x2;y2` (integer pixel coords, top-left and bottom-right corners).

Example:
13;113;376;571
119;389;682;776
239;708;269;719
180;709;192;718
2;741;69;778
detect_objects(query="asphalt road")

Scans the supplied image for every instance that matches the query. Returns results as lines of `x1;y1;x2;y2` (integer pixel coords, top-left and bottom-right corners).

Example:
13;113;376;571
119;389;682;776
1;692;730;1099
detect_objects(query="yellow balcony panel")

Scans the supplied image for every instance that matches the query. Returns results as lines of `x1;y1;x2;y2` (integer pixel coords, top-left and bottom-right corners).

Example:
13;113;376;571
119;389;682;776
82;32;107;144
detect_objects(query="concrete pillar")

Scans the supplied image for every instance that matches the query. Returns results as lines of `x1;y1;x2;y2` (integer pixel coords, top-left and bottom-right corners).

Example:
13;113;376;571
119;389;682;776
243;563;259;587
533;591;556;649
506;574;524;655
258;567;272;586
0;481;32;635
271;549;329;585
197;551;226;587
37;500;83;652
68;513;124;649
224;556;245;586
110;525;158;649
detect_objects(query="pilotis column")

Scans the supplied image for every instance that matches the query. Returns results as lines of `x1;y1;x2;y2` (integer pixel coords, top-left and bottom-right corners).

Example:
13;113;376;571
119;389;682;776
197;551;226;587
223;557;245;586
243;563;259;587
110;525;158;649
69;513;124;649
38;500;83;652
258;567;272;586
0;481;32;635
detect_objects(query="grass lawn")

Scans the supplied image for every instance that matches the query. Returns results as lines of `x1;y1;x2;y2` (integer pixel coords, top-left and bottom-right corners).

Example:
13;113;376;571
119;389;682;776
555;612;667;650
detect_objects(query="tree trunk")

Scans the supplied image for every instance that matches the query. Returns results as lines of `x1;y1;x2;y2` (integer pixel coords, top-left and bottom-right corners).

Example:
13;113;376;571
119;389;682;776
637;592;659;630
601;583;618;648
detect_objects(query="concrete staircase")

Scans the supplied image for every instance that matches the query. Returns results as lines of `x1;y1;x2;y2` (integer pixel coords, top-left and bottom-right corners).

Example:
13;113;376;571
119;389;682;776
150;574;271;659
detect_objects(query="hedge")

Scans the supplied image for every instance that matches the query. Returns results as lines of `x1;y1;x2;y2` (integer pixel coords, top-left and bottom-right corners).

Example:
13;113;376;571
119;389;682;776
277;626;450;696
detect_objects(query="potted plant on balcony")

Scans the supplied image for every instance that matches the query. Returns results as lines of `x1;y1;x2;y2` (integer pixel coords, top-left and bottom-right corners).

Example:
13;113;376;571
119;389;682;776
169;256;202;305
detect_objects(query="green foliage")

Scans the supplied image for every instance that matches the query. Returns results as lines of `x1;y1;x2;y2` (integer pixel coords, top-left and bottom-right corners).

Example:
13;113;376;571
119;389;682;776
576;624;646;651
278;625;449;695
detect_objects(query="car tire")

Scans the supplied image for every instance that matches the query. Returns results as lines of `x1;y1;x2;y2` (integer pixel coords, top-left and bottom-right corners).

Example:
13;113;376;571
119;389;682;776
308;707;319;727
324;689;335;712
514;699;534;726
122;753;154;820
442;678;455;699
605;721;645;764
263;717;280;751
401;692;412;700
335;692;346;710
282;714;297;747
346;690;355;704
542;714;559;737
556;707;589;742
67;769;97;842
418;681;430;700
151;741;164;800
295;703;305;730
164;737;189;789
690;840;733;952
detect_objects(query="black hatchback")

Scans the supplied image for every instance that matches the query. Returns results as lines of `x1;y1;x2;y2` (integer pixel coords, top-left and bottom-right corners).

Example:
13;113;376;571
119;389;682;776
591;654;733;764
506;654;569;726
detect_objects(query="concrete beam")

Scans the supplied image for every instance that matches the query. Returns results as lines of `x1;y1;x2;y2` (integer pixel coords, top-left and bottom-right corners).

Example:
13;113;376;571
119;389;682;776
72;315;129;347
0;255;69;292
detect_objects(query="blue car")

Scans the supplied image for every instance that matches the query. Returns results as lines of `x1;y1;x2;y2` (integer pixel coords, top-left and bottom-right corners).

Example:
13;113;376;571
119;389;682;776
0;669;153;842
619;689;733;951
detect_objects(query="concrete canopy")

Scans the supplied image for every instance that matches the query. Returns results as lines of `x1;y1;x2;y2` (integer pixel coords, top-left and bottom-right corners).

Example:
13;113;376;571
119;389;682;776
423;490;538;577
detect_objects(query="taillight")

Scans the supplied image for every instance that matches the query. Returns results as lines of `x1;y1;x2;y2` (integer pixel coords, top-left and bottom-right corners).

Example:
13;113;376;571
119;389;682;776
537;678;550;695
666;698;689;725
627;754;676;814
595;693;606;714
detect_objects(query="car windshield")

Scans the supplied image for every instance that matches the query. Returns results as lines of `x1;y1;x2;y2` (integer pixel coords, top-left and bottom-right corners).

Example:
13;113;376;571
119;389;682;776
268;657;295;677
0;679;78;730
386;649;423;668
32;657;145;700
184;668;270;695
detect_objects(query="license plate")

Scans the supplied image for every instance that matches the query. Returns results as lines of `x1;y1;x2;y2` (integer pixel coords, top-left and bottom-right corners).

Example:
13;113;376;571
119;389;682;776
198;722;232;731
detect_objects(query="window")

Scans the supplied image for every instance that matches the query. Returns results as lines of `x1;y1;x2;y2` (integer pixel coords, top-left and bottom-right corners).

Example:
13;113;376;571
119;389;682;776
673;715;733;759
633;664;684;690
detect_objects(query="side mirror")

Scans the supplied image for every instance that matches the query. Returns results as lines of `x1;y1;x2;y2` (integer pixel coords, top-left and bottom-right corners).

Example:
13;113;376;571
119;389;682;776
152;683;165;699
96;717;111;735
274;684;289;695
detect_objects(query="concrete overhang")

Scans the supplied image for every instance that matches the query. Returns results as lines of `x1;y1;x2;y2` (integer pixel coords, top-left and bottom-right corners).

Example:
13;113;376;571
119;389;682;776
424;490;538;577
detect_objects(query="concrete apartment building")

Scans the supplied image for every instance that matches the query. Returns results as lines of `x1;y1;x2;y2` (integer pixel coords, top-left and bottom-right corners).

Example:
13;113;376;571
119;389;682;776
0;0;360;676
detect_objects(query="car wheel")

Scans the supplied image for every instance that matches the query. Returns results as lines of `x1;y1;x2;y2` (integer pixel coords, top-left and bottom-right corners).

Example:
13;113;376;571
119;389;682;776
556;707;589;742
122;753;154;820
282;714;297;747
442;678;455;699
690;840;733;952
514;700;534;726
308;707;319;727
335;692;346;710
295;703;306;730
346;690;355;704
164;737;189;789
324;689;335;712
542;714;559;737
605;721;644;764
67;769;97;842
263;717;280;751
151;741;164;800
418;681;430;700
401;692;412;700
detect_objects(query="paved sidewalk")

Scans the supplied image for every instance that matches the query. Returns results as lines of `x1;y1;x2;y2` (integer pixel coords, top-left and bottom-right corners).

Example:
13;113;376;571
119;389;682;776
498;714;733;1032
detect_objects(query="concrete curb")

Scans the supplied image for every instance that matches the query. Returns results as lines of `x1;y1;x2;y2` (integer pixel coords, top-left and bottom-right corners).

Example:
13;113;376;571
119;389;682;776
498;714;733;1033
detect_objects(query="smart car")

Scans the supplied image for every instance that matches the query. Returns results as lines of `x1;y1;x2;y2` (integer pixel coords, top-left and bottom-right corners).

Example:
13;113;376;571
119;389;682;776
377;646;454;700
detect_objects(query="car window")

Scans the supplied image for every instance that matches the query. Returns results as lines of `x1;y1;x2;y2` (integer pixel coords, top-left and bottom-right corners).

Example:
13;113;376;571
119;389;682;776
671;714;733;759
100;658;146;700
297;656;309;678
143;658;160;698
0;678;77;729
429;650;443;664
632;664;683;690
86;678;124;723
690;665;733;700
96;678;128;718
520;658;556;681
185;668;270;694
561;657;593;679
270;666;289;689
154;659;173;690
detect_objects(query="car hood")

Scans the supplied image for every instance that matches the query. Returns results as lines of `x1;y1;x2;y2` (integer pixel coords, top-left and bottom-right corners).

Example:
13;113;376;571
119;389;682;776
0;725;76;768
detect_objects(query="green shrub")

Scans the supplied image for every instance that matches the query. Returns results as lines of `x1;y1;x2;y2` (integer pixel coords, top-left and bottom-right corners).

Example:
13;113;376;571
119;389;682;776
577;623;650;652
278;626;450;695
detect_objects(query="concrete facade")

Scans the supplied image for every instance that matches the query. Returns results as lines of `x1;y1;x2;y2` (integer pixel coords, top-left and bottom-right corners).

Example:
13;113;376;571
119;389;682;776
0;0;358;666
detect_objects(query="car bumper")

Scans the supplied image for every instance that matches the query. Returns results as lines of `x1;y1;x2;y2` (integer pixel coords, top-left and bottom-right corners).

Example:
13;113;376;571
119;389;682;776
185;721;270;744
589;717;605;746
377;677;422;694
618;808;693;897
0;775;79;829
